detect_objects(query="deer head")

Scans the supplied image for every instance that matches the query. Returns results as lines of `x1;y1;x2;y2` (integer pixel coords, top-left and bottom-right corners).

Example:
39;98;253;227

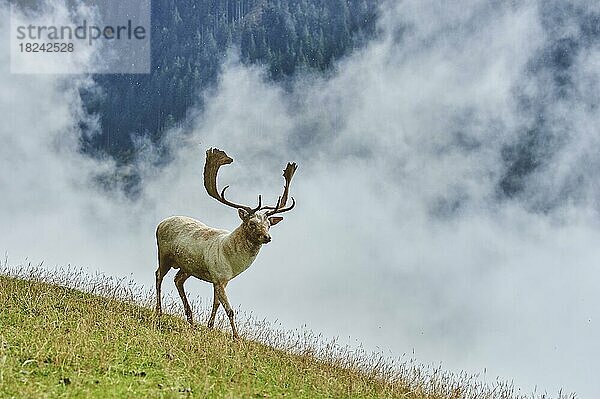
204;148;297;244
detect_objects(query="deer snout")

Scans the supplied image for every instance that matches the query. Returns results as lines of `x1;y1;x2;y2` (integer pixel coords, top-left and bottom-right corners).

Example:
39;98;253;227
261;233;272;244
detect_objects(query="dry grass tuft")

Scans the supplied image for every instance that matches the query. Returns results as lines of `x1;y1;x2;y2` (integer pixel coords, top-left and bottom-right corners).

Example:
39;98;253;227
0;259;576;398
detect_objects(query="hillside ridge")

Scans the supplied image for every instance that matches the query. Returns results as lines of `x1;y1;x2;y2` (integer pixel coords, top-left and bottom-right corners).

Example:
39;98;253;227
0;265;568;398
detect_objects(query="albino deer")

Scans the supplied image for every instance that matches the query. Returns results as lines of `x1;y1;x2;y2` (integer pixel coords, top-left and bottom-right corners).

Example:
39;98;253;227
155;148;297;338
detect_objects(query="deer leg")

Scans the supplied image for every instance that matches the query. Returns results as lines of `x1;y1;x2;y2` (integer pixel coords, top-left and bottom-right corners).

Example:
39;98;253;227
155;261;170;316
207;284;220;328
174;269;193;325
215;282;238;339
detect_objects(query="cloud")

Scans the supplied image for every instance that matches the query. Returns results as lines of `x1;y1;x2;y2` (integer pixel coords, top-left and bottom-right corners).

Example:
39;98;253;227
2;0;600;397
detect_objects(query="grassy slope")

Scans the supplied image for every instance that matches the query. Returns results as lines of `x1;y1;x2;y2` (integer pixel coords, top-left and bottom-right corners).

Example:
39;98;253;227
0;271;570;399
0;275;404;399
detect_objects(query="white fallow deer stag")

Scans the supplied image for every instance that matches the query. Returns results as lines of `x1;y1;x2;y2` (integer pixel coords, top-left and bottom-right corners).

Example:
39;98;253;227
155;148;297;339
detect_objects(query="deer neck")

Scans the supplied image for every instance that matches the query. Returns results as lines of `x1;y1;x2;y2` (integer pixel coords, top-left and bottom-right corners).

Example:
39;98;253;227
223;225;261;277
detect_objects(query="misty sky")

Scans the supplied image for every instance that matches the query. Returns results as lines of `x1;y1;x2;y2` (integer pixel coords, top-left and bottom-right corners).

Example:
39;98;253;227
2;1;600;397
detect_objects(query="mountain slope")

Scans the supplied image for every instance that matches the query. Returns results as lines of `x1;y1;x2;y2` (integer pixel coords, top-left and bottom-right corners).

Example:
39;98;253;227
0;269;552;398
81;0;378;159
0;274;403;398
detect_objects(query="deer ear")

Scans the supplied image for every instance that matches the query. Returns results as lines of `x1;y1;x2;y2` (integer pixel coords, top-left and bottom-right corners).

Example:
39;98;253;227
238;208;249;220
268;216;283;226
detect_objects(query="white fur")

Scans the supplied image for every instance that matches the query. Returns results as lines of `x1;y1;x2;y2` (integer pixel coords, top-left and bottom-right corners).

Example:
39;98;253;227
156;215;260;283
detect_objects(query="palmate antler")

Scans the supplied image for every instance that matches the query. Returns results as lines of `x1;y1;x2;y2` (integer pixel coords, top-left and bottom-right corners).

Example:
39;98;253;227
203;148;296;215
264;162;297;216
204;148;262;213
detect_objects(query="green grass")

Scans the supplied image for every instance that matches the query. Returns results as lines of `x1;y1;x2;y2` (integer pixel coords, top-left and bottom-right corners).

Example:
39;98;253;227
0;265;573;399
0;271;405;398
